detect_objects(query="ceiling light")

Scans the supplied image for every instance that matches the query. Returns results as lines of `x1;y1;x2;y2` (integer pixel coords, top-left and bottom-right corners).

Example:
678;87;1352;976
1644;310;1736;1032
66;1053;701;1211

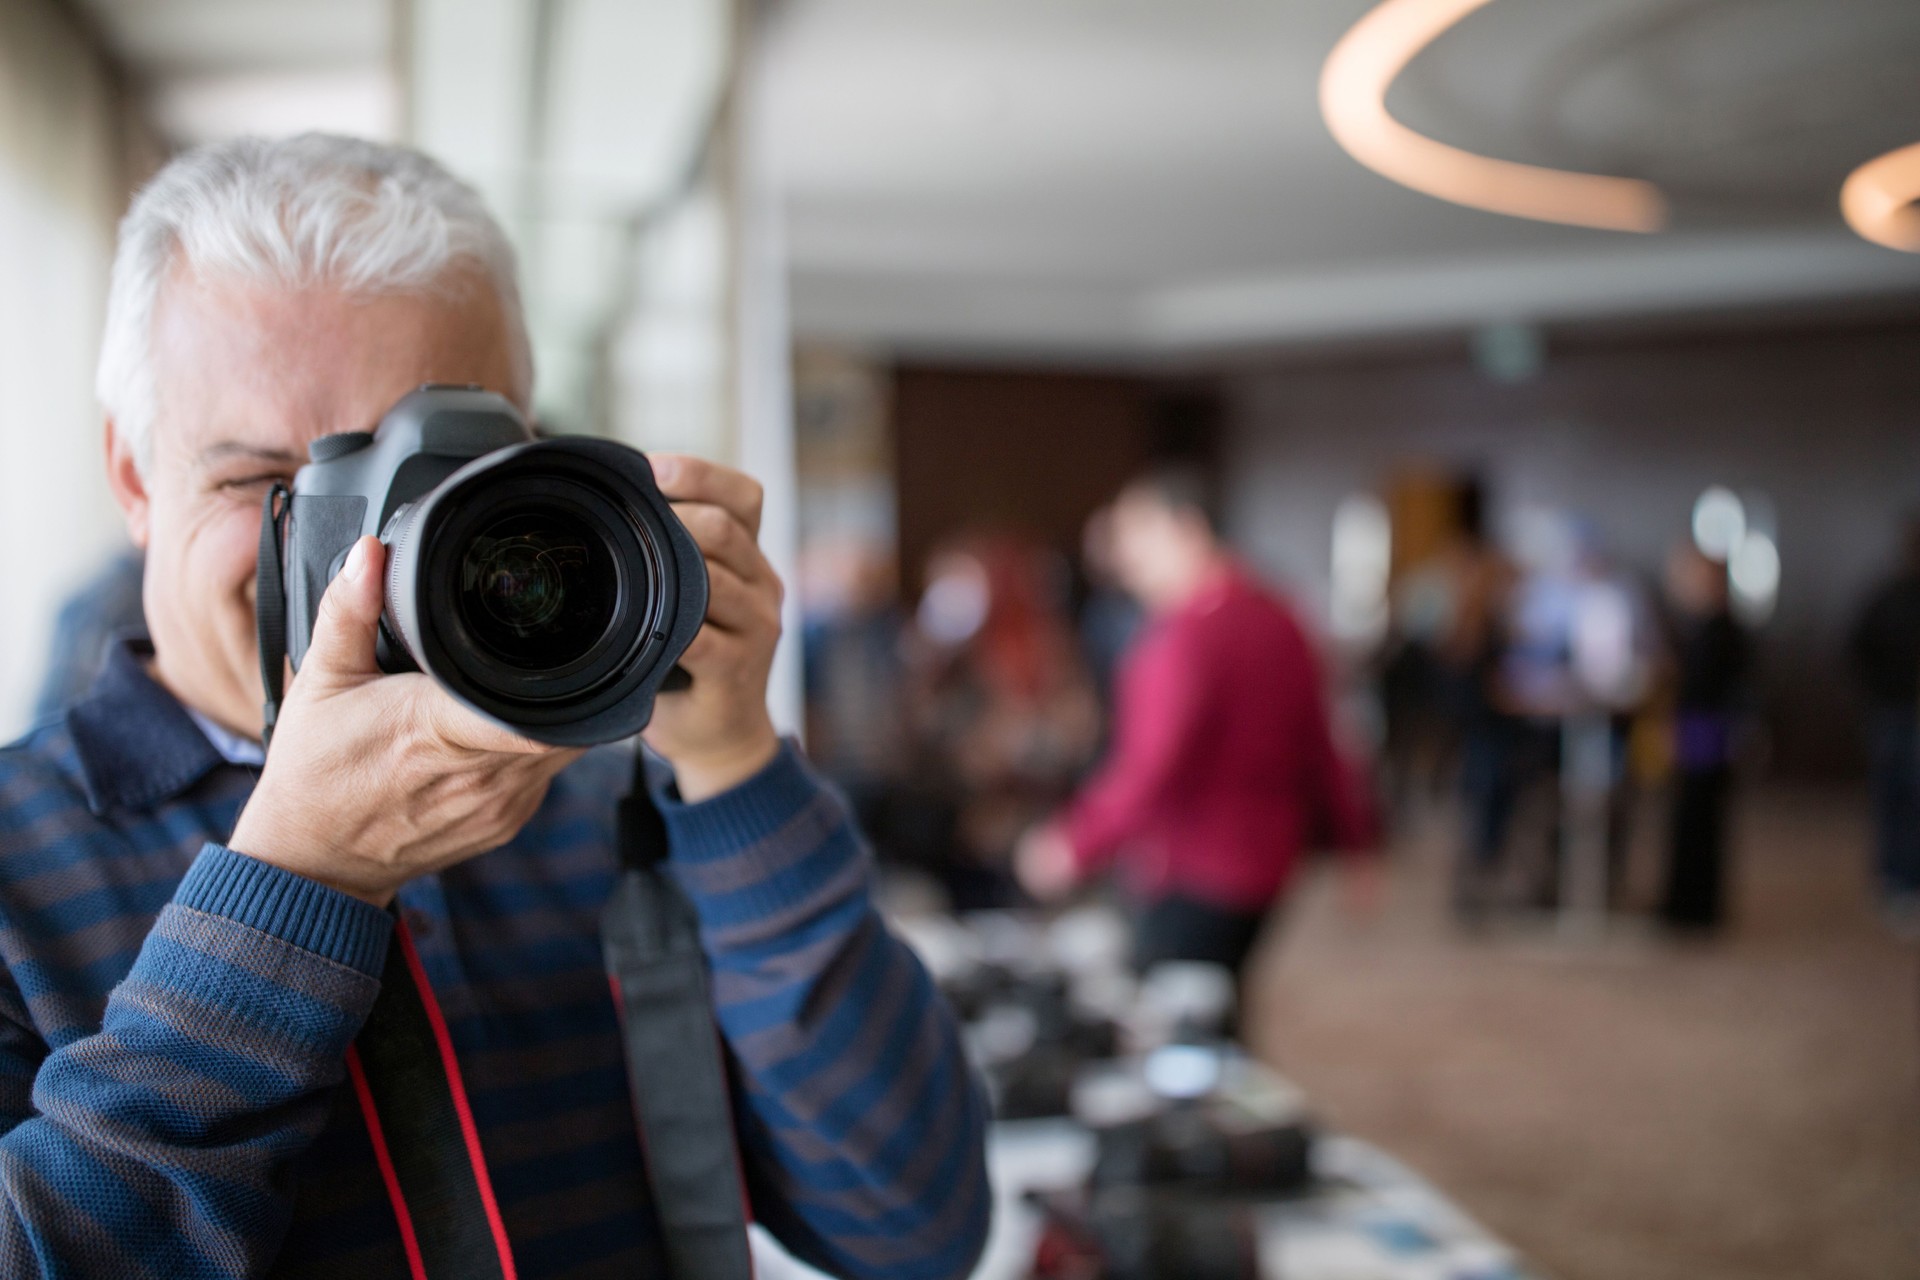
1841;141;1920;252
1319;0;1667;233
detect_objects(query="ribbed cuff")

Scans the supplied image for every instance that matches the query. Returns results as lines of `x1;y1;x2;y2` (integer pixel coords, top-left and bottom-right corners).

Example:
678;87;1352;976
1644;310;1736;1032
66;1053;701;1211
655;739;821;863
176;843;393;977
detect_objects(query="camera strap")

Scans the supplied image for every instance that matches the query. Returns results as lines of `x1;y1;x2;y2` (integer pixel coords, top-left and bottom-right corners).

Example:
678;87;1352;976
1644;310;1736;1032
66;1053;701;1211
602;755;757;1280
339;765;756;1280
255;484;293;750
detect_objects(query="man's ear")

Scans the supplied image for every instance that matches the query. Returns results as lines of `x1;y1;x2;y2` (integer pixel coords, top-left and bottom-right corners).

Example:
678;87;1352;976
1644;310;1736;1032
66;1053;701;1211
104;418;152;549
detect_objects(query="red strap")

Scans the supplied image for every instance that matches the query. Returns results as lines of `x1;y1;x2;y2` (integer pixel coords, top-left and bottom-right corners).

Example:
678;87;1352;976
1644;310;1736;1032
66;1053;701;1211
347;1045;429;1280
394;921;519;1280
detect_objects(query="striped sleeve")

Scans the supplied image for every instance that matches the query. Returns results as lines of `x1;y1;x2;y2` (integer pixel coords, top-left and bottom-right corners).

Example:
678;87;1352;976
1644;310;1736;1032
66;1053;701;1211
0;843;392;1279
659;743;992;1280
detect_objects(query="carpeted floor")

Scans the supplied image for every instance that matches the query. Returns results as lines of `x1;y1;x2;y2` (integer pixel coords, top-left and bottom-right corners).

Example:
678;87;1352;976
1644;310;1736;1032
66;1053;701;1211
1245;786;1920;1280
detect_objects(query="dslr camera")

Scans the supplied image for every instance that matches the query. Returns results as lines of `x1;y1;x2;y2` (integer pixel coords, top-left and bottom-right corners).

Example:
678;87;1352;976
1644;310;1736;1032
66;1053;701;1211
261;385;707;746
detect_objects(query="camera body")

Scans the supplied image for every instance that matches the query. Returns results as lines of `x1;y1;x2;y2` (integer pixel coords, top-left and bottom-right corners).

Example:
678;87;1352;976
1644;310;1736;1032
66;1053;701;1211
277;385;707;746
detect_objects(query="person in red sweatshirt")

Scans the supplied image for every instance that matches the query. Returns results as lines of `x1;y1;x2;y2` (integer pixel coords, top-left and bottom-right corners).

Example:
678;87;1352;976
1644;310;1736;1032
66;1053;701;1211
1017;465;1374;980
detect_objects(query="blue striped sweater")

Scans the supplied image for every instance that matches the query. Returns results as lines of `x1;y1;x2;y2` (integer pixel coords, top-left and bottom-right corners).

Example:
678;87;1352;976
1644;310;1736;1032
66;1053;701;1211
0;640;991;1277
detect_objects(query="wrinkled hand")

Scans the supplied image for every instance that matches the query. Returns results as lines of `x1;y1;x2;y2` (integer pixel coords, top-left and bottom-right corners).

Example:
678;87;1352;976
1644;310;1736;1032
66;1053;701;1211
643;454;782;802
1015;823;1080;902
229;538;584;907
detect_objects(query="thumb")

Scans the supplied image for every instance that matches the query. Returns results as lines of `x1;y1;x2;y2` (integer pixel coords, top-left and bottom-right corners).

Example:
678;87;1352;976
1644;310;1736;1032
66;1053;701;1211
302;537;386;683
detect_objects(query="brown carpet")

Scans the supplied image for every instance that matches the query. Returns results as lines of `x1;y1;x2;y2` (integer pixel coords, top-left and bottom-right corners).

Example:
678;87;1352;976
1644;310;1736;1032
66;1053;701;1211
1245;786;1920;1280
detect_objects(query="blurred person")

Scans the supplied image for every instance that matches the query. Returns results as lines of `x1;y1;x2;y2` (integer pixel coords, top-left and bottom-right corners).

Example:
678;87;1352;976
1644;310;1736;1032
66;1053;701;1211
1527;526;1658;911
799;535;909;807
1077;504;1143;705
29;547;144;722
1660;544;1750;933
1429;481;1528;921
1847;515;1920;936
1015;466;1373;981
909;533;1101;906
0;135;988;1277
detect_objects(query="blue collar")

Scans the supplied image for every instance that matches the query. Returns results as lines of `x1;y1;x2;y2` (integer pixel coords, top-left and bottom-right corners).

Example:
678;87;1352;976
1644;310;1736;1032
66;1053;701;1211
65;637;233;817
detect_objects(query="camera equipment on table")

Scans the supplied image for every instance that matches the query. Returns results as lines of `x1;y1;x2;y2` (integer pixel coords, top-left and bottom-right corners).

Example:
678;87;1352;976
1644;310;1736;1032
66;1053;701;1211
1030;1186;1261;1280
950;964;1120;1120
1092;1104;1313;1196
258;384;706;746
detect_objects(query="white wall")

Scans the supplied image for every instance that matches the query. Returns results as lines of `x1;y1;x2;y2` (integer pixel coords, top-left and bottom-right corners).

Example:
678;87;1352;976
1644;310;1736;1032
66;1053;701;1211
0;0;127;739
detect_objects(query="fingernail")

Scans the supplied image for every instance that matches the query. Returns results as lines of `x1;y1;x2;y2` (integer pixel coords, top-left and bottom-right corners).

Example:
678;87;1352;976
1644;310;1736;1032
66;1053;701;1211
651;456;678;485
343;539;369;582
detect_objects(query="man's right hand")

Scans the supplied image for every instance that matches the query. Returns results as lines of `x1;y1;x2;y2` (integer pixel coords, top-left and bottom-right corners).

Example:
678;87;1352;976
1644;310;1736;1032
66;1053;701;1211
229;536;584;907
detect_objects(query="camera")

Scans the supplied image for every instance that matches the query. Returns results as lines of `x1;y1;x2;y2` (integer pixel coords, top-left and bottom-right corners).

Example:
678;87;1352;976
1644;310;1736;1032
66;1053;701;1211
267;385;707;746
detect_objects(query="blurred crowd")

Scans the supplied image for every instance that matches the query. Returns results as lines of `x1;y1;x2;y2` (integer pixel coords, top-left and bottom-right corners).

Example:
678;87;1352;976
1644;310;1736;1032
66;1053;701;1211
800;464;1920;951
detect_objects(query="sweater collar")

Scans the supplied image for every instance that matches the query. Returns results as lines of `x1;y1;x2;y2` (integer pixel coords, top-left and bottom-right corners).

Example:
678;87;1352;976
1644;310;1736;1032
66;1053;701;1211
65;637;231;816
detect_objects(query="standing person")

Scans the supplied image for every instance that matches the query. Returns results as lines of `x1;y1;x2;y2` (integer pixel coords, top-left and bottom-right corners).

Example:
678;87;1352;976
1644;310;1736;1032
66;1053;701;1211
1429;481;1524;921
29;548;143;722
1659;545;1750;932
1015;467;1372;982
910;534;1101;907
1848;516;1920;937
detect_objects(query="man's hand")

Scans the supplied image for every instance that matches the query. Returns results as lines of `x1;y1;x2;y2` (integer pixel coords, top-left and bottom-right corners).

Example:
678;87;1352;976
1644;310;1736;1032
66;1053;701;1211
229;537;584;907
1015;823;1081;902
644;454;782;802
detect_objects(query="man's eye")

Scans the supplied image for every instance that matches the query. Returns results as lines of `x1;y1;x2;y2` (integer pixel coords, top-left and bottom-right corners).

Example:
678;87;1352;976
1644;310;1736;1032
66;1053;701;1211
220;475;289;493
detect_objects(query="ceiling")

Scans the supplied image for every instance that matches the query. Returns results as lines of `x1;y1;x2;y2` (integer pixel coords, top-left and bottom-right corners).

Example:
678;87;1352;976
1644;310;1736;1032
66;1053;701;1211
761;0;1920;357
75;0;398;144
69;0;1920;359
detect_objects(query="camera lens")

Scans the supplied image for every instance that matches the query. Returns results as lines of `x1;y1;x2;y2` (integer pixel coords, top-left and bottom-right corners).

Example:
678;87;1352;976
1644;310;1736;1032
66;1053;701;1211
457;509;615;670
379;435;706;746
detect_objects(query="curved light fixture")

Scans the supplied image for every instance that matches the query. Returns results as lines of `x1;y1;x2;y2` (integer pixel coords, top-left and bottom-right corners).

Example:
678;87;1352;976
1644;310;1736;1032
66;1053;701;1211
1841;141;1920;251
1319;0;1667;232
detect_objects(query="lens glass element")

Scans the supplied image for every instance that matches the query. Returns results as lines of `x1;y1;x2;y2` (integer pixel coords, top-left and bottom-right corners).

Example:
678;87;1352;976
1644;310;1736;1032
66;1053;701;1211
457;509;618;670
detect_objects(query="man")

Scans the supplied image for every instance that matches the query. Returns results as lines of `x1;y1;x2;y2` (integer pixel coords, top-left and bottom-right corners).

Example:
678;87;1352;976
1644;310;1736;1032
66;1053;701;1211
1017;467;1372;981
1848;515;1920;937
0;135;988;1278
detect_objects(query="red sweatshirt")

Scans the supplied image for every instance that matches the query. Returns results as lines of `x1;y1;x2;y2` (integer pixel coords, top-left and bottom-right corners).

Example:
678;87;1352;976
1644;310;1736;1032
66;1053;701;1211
1065;560;1370;912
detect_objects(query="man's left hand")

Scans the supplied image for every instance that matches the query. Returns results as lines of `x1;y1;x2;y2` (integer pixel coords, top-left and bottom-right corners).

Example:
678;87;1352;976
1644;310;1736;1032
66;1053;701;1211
645;454;783;801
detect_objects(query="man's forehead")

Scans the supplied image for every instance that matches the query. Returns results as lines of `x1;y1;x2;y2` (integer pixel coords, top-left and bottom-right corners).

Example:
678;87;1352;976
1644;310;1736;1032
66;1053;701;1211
151;265;523;460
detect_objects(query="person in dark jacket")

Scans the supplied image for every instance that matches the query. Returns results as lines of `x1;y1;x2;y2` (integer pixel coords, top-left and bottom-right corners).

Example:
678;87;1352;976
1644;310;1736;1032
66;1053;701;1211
1848;516;1920;935
1660;544;1750;932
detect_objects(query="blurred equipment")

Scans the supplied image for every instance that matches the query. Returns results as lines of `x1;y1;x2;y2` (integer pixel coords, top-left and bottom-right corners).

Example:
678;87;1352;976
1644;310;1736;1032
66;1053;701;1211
892;907;1542;1280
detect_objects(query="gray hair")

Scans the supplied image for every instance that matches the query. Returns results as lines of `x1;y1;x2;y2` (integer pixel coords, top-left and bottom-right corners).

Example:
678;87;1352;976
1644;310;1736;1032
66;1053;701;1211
97;133;531;470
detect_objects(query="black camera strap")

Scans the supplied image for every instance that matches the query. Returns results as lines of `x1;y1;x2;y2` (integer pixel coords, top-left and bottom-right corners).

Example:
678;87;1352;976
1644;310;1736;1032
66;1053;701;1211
602;757;757;1280
253;486;753;1278
256;485;293;750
